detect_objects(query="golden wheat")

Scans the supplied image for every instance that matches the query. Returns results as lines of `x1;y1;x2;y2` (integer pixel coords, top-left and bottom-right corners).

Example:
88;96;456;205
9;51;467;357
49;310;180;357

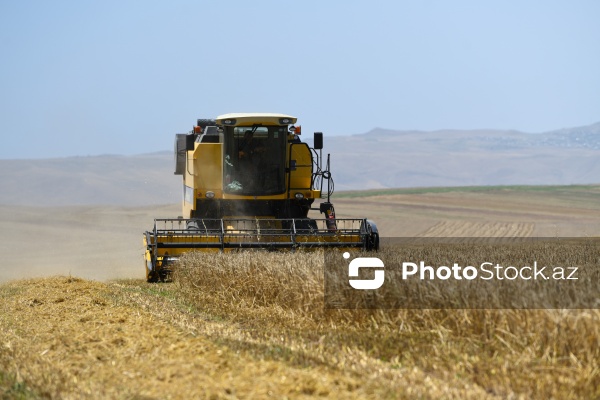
174;243;600;399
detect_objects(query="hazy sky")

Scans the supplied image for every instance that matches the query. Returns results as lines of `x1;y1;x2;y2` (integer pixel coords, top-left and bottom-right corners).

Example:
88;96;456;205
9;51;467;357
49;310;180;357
1;1;599;159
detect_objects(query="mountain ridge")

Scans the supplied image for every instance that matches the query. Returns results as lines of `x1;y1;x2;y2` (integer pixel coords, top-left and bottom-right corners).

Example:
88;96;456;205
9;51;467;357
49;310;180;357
1;121;598;205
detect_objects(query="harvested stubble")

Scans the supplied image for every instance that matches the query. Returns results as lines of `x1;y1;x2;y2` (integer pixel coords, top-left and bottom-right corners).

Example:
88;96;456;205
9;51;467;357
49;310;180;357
3;276;405;399
175;248;600;399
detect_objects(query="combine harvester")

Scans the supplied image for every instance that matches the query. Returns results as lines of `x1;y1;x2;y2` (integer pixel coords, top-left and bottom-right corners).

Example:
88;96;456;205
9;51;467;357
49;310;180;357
143;113;379;282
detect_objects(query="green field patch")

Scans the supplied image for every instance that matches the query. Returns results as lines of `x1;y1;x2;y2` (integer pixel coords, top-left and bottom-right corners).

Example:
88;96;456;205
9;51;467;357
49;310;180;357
334;184;600;198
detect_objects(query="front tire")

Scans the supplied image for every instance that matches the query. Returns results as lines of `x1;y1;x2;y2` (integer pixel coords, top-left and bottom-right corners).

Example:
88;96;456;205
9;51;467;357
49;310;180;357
146;259;159;283
366;220;379;251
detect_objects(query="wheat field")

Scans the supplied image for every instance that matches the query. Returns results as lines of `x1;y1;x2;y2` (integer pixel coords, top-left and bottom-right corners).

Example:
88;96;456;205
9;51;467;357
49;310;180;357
1;186;600;398
1;248;598;399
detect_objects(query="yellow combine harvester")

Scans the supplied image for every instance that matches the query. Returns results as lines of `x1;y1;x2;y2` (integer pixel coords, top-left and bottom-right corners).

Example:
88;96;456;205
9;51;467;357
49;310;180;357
143;113;379;282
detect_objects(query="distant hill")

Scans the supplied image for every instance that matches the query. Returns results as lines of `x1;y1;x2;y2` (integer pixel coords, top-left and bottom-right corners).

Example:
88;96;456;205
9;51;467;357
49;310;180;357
327;121;600;190
0;152;180;206
0;122;598;205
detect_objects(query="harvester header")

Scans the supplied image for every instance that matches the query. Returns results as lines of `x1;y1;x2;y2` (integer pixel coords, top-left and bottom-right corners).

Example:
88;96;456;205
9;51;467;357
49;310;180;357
143;113;378;282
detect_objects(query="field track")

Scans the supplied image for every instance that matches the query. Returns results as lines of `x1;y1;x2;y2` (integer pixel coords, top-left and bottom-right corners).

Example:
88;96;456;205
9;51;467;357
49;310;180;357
418;221;535;237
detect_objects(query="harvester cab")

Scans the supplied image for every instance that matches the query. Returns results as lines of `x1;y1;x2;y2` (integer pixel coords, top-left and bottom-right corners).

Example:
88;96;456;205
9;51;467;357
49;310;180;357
144;113;379;282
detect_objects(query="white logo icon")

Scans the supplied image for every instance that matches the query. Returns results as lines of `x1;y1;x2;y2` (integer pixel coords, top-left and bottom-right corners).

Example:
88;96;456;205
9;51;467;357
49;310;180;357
345;252;385;290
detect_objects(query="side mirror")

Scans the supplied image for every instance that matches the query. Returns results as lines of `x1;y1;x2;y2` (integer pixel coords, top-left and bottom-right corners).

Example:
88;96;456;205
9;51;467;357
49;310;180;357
314;132;323;150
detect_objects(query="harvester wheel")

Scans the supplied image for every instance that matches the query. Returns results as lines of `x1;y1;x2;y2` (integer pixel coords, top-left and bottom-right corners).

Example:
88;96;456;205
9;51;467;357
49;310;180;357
146;260;159;283
366;220;379;251
146;271;158;283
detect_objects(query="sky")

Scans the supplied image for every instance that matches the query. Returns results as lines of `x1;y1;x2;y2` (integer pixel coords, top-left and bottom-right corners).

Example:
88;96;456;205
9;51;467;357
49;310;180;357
1;0;599;159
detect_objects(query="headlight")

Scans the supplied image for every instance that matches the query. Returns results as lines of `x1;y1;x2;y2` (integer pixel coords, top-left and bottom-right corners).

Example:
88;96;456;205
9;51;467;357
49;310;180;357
206;191;215;199
294;192;304;200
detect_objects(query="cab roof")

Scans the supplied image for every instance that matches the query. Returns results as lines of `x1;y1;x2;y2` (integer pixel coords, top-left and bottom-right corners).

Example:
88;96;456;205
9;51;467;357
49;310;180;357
215;113;297;126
